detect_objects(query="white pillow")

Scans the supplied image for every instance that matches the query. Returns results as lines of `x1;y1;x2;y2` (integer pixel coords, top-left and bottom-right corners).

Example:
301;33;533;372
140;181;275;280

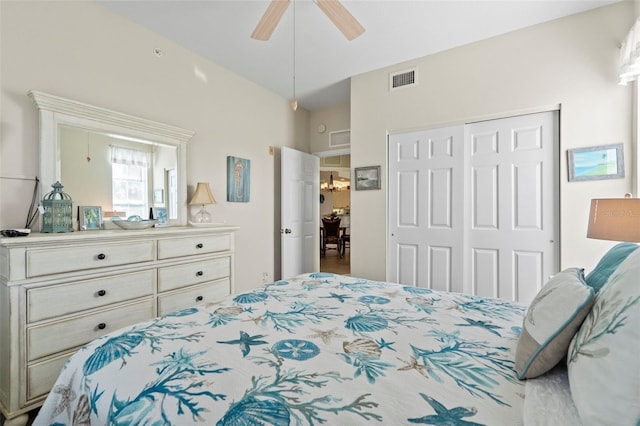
568;249;640;425
515;268;595;379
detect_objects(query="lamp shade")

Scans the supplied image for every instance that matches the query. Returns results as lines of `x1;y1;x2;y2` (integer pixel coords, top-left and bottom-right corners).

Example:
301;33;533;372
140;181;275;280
189;182;216;205
587;198;640;242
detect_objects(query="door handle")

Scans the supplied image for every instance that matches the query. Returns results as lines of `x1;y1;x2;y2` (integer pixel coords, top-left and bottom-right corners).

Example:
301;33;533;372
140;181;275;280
281;228;292;234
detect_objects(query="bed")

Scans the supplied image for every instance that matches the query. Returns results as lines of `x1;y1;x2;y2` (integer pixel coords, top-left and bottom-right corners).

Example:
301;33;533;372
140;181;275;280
34;244;640;425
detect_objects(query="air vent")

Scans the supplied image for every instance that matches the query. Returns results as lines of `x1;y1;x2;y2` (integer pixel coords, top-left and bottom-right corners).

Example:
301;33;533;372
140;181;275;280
390;68;417;91
329;129;350;147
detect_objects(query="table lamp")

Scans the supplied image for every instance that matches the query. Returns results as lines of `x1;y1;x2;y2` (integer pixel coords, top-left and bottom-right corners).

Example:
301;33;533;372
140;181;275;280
189;182;216;224
587;197;640;242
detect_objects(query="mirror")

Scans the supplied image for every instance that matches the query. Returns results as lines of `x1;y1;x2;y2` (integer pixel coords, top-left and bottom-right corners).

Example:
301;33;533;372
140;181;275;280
29;90;193;227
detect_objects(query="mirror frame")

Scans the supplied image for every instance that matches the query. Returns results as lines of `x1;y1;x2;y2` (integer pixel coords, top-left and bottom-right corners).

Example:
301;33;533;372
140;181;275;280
28;90;194;226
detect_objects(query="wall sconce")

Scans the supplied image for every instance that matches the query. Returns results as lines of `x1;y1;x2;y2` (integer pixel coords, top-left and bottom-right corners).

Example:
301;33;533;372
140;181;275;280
189;182;217;224
41;181;73;233
587;197;640;242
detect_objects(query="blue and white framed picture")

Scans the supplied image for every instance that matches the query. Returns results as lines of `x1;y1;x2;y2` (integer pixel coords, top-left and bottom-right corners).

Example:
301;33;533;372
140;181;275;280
152;207;169;227
78;206;102;230
227;156;251;202
568;143;624;182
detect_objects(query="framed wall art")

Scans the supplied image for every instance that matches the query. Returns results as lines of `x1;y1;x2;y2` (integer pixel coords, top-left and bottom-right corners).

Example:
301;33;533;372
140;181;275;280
568;143;624;182
227;156;251;202
354;165;381;190
78;206;102;230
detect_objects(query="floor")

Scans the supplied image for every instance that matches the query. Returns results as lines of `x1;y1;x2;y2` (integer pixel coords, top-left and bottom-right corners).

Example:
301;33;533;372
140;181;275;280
320;244;350;275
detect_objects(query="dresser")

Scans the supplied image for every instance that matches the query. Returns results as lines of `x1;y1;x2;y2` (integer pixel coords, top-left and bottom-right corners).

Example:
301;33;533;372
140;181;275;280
0;225;238;425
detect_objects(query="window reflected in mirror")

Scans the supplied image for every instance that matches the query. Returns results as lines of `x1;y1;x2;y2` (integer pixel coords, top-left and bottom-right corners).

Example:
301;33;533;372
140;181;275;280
59;125;177;222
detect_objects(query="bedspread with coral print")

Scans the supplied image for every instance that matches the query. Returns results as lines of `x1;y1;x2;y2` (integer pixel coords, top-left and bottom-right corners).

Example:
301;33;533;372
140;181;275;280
35;273;527;425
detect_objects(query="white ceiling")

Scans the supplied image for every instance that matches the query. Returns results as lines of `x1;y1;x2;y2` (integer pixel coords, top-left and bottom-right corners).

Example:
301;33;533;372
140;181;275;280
96;0;617;111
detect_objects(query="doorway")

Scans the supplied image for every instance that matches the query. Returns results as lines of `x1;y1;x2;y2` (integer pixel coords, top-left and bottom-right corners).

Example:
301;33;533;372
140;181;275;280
317;152;351;275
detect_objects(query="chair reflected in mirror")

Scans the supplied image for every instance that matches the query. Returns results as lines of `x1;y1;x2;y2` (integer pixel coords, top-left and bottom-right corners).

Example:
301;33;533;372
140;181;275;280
321;216;341;256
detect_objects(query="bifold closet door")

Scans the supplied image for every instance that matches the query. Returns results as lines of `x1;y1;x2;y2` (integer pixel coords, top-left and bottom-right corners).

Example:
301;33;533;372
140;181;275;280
388;111;559;303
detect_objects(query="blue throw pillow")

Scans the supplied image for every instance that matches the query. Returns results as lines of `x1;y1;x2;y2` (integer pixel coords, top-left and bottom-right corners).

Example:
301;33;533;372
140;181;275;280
585;242;639;292
568;249;640;424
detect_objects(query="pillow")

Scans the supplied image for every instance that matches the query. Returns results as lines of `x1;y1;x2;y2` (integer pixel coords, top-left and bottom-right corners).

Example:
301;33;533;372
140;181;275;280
585;242;639;292
567;249;640;425
514;268;595;379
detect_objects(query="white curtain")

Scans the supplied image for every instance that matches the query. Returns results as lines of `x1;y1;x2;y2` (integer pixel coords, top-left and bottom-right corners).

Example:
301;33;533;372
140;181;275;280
110;145;151;167
619;17;640;85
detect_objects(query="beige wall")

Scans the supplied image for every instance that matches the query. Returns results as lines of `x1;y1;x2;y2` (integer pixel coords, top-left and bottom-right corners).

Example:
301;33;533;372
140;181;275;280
350;2;638;280
0;0;309;292
310;102;351;154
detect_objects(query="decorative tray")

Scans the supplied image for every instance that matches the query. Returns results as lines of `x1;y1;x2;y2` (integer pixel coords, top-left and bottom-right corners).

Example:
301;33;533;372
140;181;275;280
112;219;157;230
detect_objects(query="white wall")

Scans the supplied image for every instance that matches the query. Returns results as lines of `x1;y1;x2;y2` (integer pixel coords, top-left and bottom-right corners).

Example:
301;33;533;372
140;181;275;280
0;0;309;292
350;2;638;280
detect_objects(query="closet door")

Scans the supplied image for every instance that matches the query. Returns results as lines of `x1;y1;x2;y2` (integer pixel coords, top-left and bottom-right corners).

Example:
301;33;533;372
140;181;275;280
466;112;559;303
388;125;465;293
388;111;558;303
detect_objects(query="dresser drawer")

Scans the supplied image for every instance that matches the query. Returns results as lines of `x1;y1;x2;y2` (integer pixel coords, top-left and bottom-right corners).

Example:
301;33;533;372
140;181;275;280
158;279;230;316
157;257;230;292
158;234;230;259
27;299;154;361
27;270;155;323
27;352;71;401
26;241;155;277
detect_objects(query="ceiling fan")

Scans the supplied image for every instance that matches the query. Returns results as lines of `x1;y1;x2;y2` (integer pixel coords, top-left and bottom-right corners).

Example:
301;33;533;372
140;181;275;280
251;0;365;41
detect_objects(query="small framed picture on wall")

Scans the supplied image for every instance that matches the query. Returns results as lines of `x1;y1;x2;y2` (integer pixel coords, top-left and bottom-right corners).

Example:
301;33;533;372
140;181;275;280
567;143;624;182
354;165;381;190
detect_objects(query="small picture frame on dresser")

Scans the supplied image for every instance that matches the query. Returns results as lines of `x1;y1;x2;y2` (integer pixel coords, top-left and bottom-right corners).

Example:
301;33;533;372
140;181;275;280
153;207;169;227
78;206;102;230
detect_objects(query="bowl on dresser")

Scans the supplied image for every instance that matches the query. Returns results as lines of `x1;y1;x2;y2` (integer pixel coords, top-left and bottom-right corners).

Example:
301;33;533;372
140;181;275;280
111;219;157;230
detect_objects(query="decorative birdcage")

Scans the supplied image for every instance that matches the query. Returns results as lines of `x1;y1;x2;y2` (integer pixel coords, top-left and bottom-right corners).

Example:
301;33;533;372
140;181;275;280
41;181;73;233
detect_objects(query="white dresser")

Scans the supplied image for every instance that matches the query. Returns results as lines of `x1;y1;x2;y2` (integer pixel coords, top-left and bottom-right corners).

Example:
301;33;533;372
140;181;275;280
0;225;238;425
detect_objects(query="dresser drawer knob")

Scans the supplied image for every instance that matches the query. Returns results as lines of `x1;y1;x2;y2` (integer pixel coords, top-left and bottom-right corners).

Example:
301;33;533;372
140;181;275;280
97;253;106;260
97;289;107;297
196;271;204;277
196;295;204;302
196;243;204;249
97;322;107;330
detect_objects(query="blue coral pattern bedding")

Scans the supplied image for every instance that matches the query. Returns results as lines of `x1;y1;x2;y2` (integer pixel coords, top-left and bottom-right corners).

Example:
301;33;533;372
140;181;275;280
35;273;527;425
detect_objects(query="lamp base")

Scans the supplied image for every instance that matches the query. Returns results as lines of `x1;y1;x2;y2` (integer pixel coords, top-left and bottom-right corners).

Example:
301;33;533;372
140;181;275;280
191;205;212;224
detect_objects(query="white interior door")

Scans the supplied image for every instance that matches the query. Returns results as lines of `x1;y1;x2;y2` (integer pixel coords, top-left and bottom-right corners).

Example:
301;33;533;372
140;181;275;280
388;111;559;304
466;112;559;303
281;147;320;279
388;125;465;292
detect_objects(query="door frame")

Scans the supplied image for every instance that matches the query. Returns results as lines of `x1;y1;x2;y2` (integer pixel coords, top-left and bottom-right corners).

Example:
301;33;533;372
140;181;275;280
312;148;351;158
314;148;351;269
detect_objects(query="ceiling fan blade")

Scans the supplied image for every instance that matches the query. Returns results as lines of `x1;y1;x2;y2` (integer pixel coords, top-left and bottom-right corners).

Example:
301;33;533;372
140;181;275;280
251;0;290;41
315;0;365;41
